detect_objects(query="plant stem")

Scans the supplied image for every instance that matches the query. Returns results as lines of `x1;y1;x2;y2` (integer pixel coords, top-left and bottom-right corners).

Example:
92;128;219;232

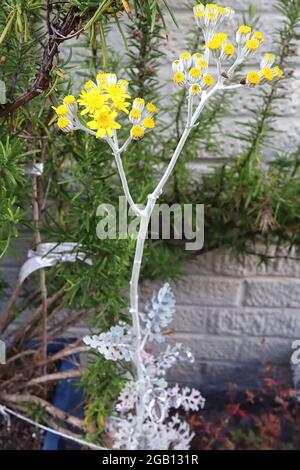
113;82;221;437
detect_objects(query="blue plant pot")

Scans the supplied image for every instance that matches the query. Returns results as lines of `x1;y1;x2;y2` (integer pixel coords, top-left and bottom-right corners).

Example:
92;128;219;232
42;339;84;450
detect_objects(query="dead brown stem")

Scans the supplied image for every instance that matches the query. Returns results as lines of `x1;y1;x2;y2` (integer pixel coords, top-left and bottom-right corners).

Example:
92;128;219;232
27;369;82;386
7;284;67;350
0;280;22;333
0;392;84;430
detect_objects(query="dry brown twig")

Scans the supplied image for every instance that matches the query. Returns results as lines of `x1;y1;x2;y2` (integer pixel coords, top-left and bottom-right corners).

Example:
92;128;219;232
0;6;82;119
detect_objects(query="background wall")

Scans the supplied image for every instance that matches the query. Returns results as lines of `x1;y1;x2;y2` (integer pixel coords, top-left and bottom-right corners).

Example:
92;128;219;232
142;248;300;390
164;0;300;173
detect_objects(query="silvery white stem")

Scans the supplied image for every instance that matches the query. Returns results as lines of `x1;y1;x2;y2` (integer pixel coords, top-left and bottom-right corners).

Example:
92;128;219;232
125;82;222;439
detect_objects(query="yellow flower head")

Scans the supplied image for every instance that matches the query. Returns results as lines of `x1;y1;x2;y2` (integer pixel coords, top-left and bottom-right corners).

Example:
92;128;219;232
203;74;215;87
84;80;94;90
63;95;76;105
129;108;142;121
130;108;141;119
217;6;226;15
223;43;235;56
214;32;228;44
246;39;260;52
173;71;185;85
57;117;70;129
180;51;192;61
197;58;208;69
207;38;222;51
190;84;202;95
194;9;205;19
52;104;68;116
118;79;129;91
247;71;261;85
87;105;121;139
238;25;252;35
78;88;109;115
273;66;283;78
189;67;202;79
206;11;217;21
143;117;155;129
131;125;144;140
206;3;217;10
146;102;157;114
265;53;275;63
253;31;265;43
193;53;204;61
133;97;145;109
111;95;131;114
260;67;274;81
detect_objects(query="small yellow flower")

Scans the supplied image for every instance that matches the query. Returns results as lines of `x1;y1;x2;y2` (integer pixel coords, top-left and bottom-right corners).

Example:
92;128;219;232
206;4;217;10
189;67;202;79
130;108;141;119
265;53;275;63
180;51;191;61
190;84;202;95
273;66;283;78
203;74;215;87
118;79;129;90
214;32;228;44
143;117;155;129
197;58;208;69
207;38;222;51
194;10;205;19
193;53;204;61
238;25;252;35
78;88;109;115
52;104;68;115
129;108;142;120
84;80;94;89
57;117;70;129
217;6;226;15
133;97;145;109
246;39;260;51
146;102;157;114
260;67;274;81
253;31;265;43
206;12;217;21
247;71;261;85
87;105;121;139
63;95;76;105
223;43;235;56
173;71;185;85
131;125;144;140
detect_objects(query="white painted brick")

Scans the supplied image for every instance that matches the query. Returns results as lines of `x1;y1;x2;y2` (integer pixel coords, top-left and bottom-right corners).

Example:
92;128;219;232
206;307;266;336
245;279;300;307
206;307;300;338
210;250;277;277
171;305;207;333
174;276;241;306
168;333;241;361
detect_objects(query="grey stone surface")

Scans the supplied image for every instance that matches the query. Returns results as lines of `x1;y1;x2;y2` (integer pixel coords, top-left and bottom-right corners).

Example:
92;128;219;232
245;279;300;307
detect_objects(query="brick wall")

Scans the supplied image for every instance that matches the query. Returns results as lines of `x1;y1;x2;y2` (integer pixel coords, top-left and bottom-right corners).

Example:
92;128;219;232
141;248;300;389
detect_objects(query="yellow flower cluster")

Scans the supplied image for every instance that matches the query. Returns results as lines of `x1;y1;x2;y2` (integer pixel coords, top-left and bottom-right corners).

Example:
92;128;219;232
128;98;157;140
246;53;283;86
52;73;156;140
193;3;235;29
52;95;77;130
172;51;215;96
236;25;265;56
206;32;235;59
